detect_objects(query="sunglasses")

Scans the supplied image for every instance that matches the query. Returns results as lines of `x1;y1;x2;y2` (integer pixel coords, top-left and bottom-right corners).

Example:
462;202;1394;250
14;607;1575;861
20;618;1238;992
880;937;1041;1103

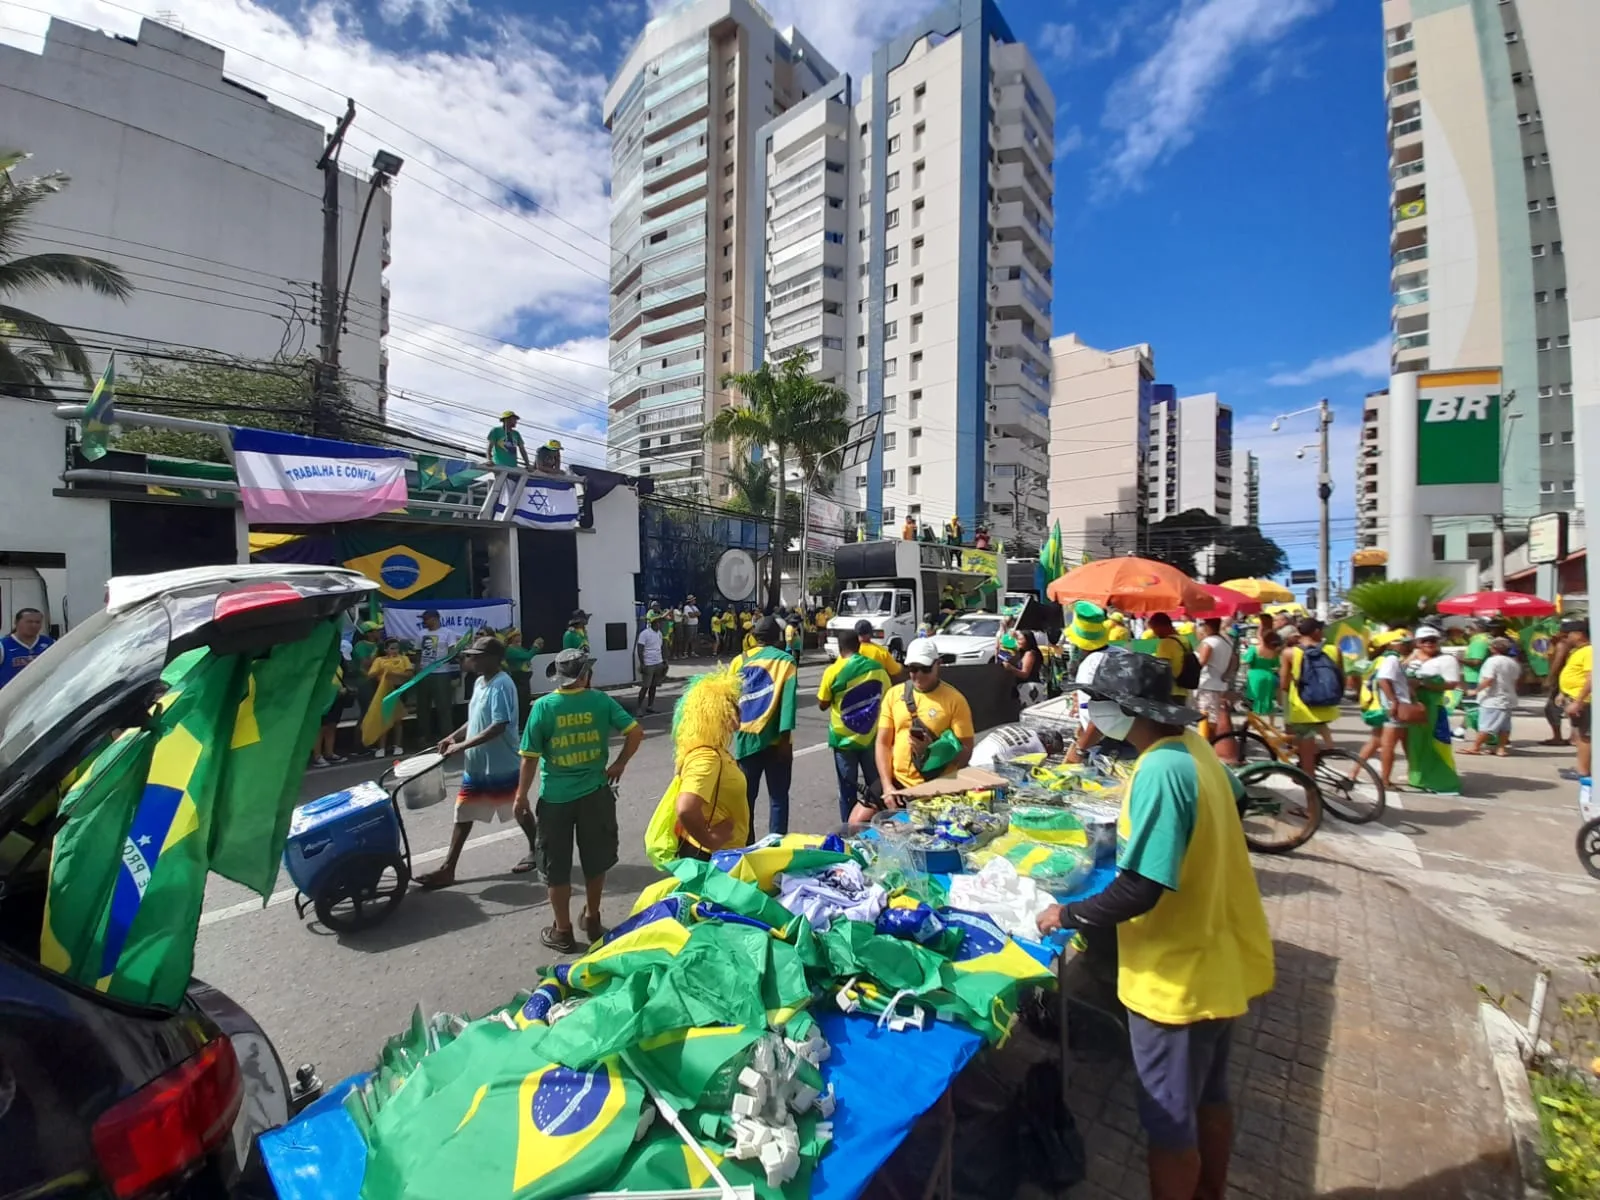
906;662;936;674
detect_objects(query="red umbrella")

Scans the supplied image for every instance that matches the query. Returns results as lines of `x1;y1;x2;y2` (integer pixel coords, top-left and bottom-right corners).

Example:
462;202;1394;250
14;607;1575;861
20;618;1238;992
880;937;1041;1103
1172;584;1262;619
1436;590;1557;618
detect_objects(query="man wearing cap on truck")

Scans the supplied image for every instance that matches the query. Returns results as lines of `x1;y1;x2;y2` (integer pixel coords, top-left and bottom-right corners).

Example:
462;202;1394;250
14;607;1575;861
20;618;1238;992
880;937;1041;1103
488;411;531;470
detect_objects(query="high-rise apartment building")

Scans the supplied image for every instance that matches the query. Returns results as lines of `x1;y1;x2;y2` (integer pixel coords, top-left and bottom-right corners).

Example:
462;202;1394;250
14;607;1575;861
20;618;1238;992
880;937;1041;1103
1048;333;1155;560
749;0;1054;545
1382;0;1598;540
603;0;833;496
1233;451;1261;529
1356;390;1387;549
1146;391;1234;524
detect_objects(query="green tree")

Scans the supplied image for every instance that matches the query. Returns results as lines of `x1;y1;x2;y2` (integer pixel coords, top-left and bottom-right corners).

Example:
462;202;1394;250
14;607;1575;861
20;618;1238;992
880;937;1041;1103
1145;508;1289;583
0;150;133;398
707;347;849;605
1207;525;1290;584
1346;577;1452;628
1144;508;1221;578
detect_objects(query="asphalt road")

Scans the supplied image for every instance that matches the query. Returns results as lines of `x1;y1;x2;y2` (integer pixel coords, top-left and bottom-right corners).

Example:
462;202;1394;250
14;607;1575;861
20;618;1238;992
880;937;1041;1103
193;659;856;1086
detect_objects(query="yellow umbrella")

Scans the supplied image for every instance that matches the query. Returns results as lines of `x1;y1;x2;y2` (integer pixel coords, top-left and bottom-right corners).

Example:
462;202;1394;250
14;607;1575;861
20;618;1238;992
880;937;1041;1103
1263;601;1307;616
1220;577;1295;604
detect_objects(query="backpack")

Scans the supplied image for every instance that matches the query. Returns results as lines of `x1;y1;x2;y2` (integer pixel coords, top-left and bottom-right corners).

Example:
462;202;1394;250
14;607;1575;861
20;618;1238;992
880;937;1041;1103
1295;644;1344;707
1165;637;1202;691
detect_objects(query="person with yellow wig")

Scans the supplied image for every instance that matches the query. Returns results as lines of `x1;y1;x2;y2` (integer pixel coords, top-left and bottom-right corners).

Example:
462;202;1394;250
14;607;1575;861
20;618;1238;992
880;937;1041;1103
645;670;751;863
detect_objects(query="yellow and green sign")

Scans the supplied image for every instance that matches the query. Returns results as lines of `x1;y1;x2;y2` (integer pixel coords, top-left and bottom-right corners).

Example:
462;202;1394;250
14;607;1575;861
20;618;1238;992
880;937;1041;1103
1416;370;1501;486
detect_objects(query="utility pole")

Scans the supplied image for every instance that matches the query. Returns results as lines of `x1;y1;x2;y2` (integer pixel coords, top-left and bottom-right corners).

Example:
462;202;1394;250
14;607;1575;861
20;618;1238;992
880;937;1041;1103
316;99;357;437
1317;397;1333;620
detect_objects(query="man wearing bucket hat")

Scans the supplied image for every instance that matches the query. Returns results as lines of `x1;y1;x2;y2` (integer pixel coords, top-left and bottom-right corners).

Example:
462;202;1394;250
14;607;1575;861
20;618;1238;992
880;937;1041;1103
518;647;643;951
487;410;531;470
1062;600;1109;674
1036;653;1273;1200
419;636;536;890
864;638;975;818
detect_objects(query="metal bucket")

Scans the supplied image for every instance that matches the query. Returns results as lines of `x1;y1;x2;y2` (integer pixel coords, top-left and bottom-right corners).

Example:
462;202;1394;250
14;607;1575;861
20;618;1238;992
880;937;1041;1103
393;752;447;810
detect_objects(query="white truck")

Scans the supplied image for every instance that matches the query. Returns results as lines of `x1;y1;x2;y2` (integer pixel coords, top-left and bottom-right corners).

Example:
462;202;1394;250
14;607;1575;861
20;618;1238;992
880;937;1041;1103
823;540;998;662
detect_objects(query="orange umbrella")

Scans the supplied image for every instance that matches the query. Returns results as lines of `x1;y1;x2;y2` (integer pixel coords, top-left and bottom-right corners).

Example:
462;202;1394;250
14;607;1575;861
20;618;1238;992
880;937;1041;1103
1046;556;1216;615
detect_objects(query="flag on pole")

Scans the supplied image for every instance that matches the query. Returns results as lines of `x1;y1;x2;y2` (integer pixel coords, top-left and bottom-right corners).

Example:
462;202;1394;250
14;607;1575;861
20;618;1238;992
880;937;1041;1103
80;355;116;461
1039;520;1063;586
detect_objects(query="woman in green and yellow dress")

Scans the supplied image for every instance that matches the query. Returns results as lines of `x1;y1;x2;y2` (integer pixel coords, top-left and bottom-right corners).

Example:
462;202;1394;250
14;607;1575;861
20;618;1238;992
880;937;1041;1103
1240;627;1283;717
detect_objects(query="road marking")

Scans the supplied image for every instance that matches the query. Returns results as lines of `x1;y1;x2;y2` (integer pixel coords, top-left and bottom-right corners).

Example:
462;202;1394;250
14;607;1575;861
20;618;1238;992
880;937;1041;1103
200;741;837;927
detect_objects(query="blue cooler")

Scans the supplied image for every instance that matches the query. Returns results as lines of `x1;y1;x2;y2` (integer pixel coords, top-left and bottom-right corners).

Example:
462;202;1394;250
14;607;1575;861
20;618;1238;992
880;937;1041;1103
284;781;401;897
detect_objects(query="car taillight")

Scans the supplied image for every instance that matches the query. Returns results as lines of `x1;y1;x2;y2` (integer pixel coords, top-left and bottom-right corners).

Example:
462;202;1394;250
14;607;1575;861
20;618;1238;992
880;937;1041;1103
92;1037;242;1199
214;581;302;620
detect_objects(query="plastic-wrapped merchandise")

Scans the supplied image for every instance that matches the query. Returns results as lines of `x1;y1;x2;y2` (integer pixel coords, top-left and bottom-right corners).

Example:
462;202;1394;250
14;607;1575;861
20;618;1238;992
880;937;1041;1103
1063;800;1121;866
968;831;1094;895
1007;806;1089;844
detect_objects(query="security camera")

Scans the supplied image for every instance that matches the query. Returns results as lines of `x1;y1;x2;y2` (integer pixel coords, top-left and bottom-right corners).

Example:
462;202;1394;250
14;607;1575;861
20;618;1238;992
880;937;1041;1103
1295;448;1306;460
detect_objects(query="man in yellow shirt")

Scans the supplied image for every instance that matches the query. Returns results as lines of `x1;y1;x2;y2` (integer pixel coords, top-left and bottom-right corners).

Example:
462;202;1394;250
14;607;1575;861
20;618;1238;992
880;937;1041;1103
853;618;904;681
868;639;974;818
1560;619;1592;779
1037;652;1272;1200
1145;613;1193;701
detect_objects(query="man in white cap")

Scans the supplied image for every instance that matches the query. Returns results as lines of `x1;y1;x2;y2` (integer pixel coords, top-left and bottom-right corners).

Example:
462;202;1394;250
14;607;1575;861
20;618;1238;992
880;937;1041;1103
858;638;974;822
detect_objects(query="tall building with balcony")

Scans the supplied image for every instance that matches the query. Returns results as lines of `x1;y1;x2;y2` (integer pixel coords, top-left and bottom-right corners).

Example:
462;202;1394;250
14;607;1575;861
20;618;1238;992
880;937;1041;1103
1382;0;1598;544
751;0;1053;545
1356;389;1388;549
1233;450;1261;529
604;0;833;496
1048;333;1155;560
1145;391;1234;524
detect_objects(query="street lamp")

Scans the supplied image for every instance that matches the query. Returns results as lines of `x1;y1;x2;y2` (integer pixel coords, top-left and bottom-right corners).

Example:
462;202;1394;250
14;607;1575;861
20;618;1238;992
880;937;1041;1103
1272;399;1333;619
332;149;405;373
798;413;880;604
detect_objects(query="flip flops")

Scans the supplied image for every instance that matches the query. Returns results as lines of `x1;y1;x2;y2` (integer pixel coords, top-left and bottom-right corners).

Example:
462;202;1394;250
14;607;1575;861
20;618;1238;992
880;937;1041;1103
511;852;539;875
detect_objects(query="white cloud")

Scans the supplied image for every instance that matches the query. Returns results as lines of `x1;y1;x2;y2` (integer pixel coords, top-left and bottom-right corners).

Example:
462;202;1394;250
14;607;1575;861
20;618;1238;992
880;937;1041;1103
3;0;616;457
1099;0;1326;192
374;0;468;36
1266;336;1391;387
756;0;942;81
1038;22;1078;63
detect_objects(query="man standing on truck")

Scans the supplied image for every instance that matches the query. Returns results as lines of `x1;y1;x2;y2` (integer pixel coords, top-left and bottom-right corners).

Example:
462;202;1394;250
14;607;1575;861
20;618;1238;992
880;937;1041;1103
730;616;799;834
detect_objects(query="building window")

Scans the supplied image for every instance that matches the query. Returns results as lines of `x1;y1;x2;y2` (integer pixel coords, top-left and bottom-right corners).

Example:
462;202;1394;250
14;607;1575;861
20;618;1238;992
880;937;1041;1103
888;134;901;154
724;136;734;151
885;246;899;266
1548;195;1559;208
1528;198;1541;211
723;189;734;203
1505;29;1519;43
886;209;900;229
912;198;925;228
910;427;922;455
887;97;901;117
726;109;735;124
721;297;732;310
723;162;735;177
1540;385;1554;397
1554;241;1564;254
883;469;896;487
828;196;842;209
1512;70;1526;83
1538;337;1552;351
857;368;868;384
855;474;868;490
721;350;731;363
886;283;899;301
909;351;923;381
909;390;921;418
1560;382;1573;395
1558;334;1571;347
1537;291;1549;303
824;231;845;244
857;334;867;348
723;216;734;230
910;313;923;343
721;323;732;337
911;275;924;304
883;506;895;524
860;122;868;136
886;171;900;192
725;82;736;97
1564;480;1575;492
859;191;870;206
913;122;926;152
858;263;868;277
1557;287;1568;300
1532;244;1546;257
858;228;869;242
912;236;924;266
884;394;897;414
913;160;925;189
1540;481;1556;494
1540;432;1555;446
885;359;897;378
884;432;897;451
909;465;921;494
884;320;899;340
913;83;926;113
1562;430;1574;444
722;243;732;257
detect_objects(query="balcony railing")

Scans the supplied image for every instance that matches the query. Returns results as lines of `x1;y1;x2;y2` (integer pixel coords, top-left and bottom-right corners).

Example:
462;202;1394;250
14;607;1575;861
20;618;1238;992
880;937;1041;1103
1391;117;1422;138
1387;38;1414;57
1391;159;1425;182
1388;77;1419;98
1393;287;1429;307
1395;332;1430;351
1393;244;1429;266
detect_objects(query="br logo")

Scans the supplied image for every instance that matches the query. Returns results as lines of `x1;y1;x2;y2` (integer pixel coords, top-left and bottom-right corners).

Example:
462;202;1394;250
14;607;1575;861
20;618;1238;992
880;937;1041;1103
1423;395;1493;422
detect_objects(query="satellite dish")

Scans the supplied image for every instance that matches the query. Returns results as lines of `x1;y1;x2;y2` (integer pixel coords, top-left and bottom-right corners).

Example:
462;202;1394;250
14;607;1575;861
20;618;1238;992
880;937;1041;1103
716;549;758;602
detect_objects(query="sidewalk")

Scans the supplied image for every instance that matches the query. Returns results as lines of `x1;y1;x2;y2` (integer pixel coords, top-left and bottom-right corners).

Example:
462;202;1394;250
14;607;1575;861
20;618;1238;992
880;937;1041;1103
1010;849;1530;1198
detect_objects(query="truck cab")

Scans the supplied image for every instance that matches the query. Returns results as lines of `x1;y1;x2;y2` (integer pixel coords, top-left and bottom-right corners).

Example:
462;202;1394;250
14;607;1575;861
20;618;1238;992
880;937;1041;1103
824;540;998;661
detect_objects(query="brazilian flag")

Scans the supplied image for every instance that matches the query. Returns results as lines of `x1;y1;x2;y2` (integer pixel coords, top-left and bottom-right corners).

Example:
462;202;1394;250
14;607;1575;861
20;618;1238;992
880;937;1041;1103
415;454;487;492
820;652;890;750
1326;615;1369;673
730;646;798;757
1519;618;1558;678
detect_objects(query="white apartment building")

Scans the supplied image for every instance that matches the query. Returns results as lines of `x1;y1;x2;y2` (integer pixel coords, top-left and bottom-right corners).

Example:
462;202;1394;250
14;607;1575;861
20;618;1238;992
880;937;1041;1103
1233;450;1261;529
1145;391;1234;524
1382;0;1599;555
0;18;391;415
603;0;833;496
1048;333;1155;560
1356;390;1387;549
752;0;1054;546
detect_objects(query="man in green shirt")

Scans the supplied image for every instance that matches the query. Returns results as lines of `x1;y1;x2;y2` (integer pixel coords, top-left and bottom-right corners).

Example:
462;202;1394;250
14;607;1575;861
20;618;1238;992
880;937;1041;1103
350;624;380;718
730;616;799;835
487;410;531;469
517;648;642;952
1462;618;1492;689
562;609;590;651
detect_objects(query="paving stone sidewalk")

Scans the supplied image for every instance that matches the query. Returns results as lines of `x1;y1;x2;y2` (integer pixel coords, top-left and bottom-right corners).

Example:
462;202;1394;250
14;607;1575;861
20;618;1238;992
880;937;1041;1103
1015;849;1532;1199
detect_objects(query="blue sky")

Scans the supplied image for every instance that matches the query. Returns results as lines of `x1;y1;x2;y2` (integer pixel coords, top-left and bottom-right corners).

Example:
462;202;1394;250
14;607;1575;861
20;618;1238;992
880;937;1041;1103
8;0;1392;574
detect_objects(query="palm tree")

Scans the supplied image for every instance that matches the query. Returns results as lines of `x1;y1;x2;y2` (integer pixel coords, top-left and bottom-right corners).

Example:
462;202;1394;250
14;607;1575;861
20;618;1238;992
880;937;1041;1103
707;347;850;606
1;150;133;398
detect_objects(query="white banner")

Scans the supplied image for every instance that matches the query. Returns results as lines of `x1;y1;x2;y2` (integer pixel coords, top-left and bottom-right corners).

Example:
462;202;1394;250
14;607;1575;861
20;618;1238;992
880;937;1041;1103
380;599;513;645
806;493;850;552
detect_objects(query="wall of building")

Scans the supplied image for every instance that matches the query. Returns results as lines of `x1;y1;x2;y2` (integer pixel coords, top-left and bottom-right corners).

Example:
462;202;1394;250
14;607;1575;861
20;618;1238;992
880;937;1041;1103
1048;333;1151;560
0;19;390;414
568;484;642;690
0;399;113;629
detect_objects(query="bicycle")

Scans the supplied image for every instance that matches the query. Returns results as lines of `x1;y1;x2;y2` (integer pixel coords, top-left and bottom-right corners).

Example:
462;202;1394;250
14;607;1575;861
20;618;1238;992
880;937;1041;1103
1207;707;1387;825
1232;759;1323;853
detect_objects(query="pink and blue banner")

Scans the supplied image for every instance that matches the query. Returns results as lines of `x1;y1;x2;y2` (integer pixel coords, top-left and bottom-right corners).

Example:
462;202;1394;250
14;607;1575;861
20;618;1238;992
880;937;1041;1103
232;428;409;525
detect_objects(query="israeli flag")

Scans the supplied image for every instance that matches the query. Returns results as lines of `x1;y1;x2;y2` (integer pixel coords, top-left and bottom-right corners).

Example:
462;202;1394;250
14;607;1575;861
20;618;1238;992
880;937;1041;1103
495;477;580;530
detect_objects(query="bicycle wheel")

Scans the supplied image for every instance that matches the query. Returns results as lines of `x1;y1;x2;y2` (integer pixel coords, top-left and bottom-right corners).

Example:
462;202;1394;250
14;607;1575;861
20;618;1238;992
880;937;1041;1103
1313;747;1386;824
1209;728;1279;765
1233;762;1322;854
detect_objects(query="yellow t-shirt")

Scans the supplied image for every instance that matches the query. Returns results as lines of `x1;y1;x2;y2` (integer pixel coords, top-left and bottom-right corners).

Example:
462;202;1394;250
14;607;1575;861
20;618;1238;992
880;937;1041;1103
1561;644;1593;699
1116;730;1276;1023
1107;623;1131;643
1152;636;1190;700
878;680;974;786
858;641;902;678
1284;644;1340;726
674;744;750;855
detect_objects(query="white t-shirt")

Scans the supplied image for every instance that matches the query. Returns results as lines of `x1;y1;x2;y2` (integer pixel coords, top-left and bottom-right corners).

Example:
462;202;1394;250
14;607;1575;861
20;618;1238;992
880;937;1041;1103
684;604;700;625
1374;655;1412;710
1197;635;1234;693
637;627;664;666
1415;653;1461;685
1476;655;1520;709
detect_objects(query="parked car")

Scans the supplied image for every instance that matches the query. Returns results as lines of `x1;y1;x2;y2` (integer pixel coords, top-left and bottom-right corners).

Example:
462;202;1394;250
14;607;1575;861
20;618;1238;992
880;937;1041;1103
926;613;1008;665
0;565;374;1199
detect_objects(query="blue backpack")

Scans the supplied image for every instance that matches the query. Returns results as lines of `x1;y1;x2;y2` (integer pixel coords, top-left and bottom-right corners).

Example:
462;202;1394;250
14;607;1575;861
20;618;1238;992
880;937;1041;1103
1295;645;1344;707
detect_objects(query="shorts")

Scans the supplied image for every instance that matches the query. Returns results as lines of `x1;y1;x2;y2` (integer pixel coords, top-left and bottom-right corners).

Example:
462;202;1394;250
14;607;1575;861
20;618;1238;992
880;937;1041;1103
640;662;668;688
536;787;619;885
1194;690;1229;720
1287;722;1328;740
1128;1013;1236;1150
1477;706;1512;736
1563;696;1591;740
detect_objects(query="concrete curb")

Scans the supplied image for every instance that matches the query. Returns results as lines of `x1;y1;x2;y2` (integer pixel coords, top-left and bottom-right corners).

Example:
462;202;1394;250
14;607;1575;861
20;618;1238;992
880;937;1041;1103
1479;1001;1554;1200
